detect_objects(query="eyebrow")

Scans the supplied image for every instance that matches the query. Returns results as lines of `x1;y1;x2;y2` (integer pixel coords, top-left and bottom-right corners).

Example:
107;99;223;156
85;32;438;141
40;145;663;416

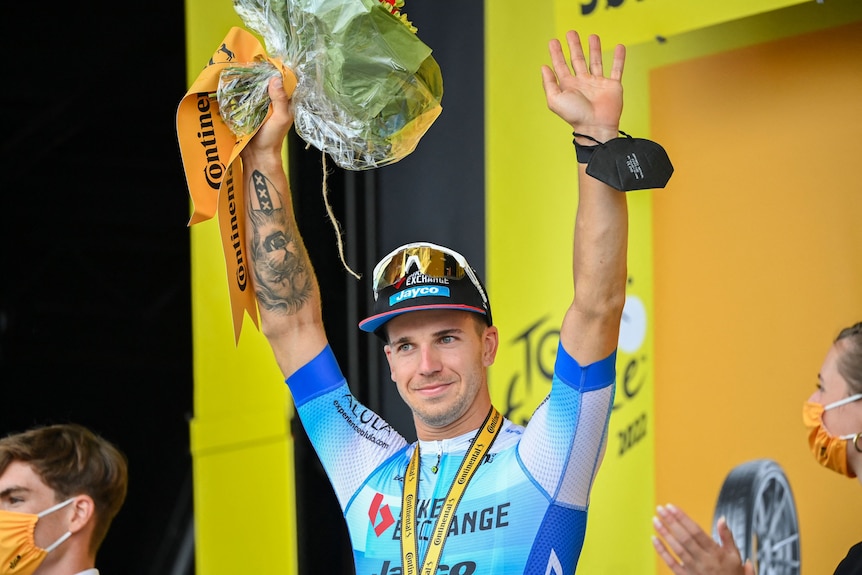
433;328;464;338
0;486;29;499
390;327;464;346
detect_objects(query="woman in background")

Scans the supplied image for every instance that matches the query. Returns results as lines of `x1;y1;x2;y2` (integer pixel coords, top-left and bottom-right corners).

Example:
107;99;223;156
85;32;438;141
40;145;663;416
651;322;862;575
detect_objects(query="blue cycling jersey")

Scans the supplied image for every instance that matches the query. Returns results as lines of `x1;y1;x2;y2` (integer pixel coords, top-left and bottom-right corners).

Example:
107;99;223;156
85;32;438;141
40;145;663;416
286;342;615;575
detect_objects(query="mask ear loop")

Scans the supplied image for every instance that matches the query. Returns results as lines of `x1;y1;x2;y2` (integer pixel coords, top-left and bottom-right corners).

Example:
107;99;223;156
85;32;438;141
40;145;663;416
43;531;72;553
37;498;75;518
36;498;76;553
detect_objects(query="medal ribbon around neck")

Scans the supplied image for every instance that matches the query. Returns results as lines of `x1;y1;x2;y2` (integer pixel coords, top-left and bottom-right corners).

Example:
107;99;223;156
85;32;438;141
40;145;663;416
400;407;502;575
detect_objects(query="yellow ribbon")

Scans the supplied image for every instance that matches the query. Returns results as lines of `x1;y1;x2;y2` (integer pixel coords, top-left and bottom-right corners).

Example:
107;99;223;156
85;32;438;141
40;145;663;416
400;408;502;575
176;27;297;343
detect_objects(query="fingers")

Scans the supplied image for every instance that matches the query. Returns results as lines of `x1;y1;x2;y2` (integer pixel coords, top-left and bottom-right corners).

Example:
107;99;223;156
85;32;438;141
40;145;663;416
587;33;603;76
548;37;574;81
652;505;749;575
540;64;562;101
242;75;294;156
268;75;287;103
564;30;588;77
554;30;623;80
652;507;692;567
651;535;689;575
652;504;714;569
266;75;295;129
268;76;291;115
666;505;718;550
656;504;709;551
715;517;739;554
716;517;751;571
550;31;603;79
543;30;625;132
610;43;626;81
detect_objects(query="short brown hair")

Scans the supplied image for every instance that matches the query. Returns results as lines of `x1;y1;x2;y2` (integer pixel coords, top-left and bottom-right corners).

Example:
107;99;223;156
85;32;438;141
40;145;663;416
0;423;128;554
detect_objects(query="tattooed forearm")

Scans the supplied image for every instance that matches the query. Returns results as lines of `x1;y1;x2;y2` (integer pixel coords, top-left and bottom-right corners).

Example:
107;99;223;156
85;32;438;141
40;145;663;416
247;169;313;315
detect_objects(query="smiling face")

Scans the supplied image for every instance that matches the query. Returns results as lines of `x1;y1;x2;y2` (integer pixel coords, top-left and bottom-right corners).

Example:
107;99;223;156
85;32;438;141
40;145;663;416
383;309;498;440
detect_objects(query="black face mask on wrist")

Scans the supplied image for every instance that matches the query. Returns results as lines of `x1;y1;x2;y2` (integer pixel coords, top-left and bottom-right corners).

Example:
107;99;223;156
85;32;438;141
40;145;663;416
574;131;674;192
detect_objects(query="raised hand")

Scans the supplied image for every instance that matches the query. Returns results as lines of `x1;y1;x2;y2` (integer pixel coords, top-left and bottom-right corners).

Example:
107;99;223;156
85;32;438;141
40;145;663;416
652;504;755;575
541;30;625;143
244;75;295;157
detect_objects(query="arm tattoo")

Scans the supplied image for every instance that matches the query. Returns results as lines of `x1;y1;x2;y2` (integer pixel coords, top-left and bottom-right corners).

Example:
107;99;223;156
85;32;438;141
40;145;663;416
247;169;312;315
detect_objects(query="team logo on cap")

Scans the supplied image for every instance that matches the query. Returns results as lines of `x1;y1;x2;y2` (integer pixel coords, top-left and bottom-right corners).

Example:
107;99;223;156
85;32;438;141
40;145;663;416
395;270;451;290
389;286;451;306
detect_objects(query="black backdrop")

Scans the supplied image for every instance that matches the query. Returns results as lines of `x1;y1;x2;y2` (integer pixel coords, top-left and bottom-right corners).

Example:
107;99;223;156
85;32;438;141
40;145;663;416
1;1;483;573
2;1;193;573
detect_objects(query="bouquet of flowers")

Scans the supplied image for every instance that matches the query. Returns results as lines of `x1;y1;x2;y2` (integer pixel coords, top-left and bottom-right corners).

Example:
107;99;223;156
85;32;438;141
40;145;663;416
218;0;443;170
177;0;442;342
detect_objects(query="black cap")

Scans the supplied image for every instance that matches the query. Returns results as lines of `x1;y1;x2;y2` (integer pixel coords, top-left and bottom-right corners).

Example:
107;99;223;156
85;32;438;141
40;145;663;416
358;242;492;334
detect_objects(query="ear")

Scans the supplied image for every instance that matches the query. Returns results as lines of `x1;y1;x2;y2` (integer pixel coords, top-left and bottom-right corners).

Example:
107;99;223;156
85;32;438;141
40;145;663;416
482;326;499;368
68;495;95;534
849;432;862;481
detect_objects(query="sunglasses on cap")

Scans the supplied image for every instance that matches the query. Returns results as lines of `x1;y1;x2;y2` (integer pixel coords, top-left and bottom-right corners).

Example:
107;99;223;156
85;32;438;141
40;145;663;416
371;242;489;306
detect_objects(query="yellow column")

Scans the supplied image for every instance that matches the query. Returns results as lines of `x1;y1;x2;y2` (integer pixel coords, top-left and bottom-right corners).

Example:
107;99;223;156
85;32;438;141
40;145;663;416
184;2;298;573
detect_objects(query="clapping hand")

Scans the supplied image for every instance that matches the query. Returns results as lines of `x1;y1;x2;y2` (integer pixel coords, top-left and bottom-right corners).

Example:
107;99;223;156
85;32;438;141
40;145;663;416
652;504;756;575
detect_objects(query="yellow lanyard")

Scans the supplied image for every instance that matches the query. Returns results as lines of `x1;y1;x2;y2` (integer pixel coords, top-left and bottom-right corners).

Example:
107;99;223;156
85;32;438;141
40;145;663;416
400;408;502;575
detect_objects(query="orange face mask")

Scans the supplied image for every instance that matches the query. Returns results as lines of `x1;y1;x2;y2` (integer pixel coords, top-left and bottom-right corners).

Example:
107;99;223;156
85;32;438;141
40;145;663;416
0;498;73;575
802;394;862;479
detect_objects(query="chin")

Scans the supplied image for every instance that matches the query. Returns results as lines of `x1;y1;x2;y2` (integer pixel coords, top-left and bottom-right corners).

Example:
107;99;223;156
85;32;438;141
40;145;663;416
418;412;457;429
416;404;465;428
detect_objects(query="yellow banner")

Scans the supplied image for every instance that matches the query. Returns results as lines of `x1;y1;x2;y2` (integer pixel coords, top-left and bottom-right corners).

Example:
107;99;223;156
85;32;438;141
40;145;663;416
553;0;809;46
177;27;298;343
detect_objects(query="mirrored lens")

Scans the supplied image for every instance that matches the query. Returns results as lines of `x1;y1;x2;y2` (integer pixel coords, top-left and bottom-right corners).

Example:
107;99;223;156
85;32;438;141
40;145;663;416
373;244;468;292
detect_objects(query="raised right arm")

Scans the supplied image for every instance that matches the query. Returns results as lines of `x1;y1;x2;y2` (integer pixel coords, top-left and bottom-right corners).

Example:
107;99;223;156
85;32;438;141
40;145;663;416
240;76;328;377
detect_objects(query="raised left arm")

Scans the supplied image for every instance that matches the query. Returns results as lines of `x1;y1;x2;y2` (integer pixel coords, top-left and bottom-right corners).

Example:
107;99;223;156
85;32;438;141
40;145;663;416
542;31;628;365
